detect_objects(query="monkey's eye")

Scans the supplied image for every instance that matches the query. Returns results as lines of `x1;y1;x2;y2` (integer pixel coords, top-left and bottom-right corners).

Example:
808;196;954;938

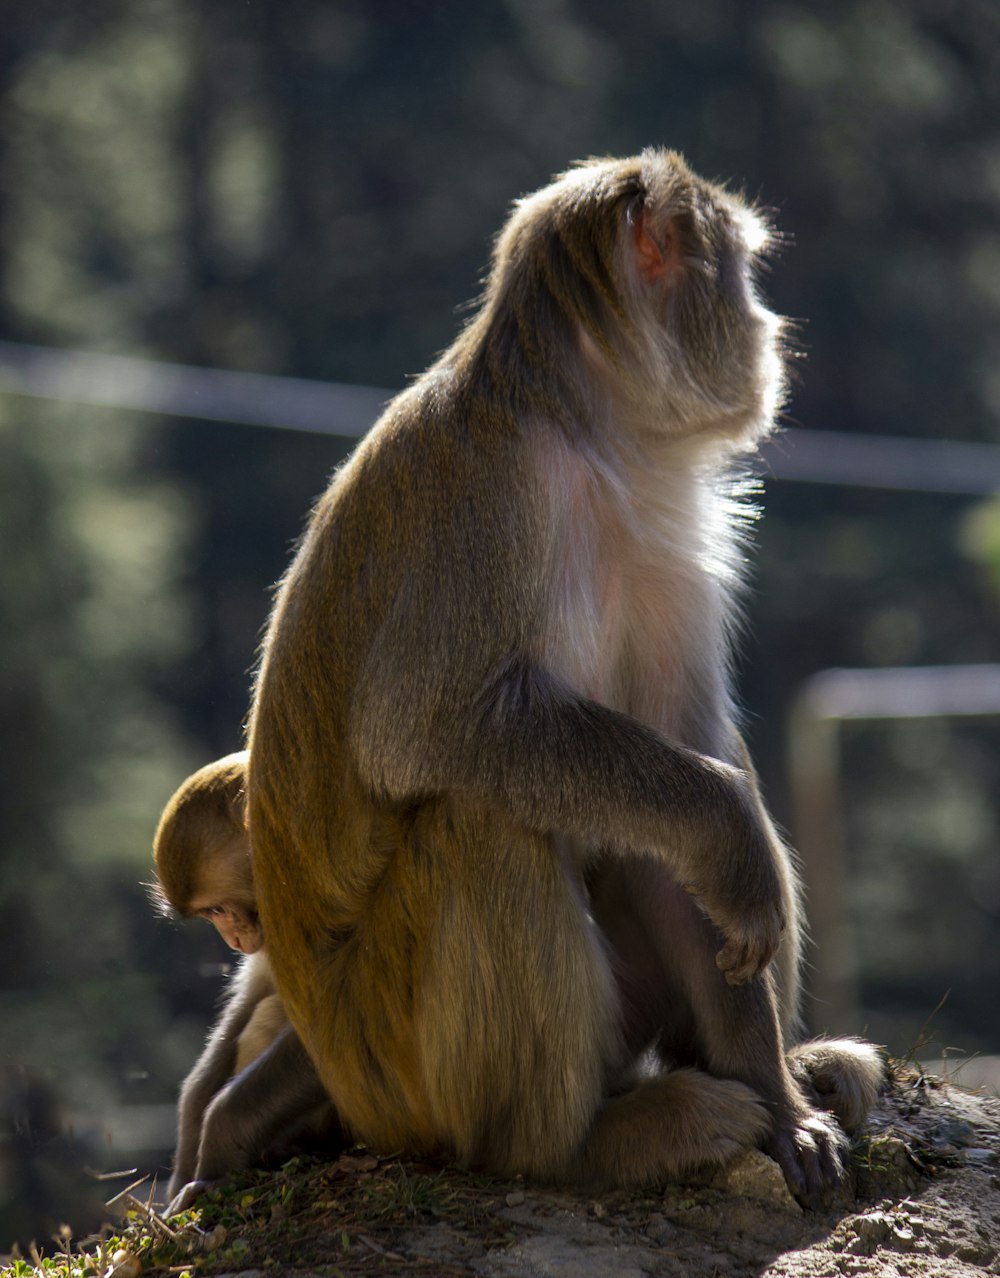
201;905;225;918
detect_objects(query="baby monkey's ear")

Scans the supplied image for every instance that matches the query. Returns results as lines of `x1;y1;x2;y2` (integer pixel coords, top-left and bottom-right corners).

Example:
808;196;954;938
144;878;177;919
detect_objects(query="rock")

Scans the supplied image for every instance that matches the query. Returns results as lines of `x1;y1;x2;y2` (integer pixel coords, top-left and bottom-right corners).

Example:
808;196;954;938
852;1211;893;1247
711;1150;801;1211
108;1251;142;1278
928;1117;978;1153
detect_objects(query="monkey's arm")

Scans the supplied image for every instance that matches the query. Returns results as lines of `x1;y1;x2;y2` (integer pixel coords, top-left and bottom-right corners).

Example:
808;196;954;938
166;960;262;1206
166;1026;333;1215
354;652;785;985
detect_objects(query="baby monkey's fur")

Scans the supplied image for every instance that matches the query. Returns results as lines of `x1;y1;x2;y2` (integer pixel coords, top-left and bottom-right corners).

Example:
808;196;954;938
152;753;342;1215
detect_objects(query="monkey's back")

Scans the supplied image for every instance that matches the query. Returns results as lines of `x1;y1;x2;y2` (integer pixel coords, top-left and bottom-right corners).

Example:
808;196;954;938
247;374;552;1028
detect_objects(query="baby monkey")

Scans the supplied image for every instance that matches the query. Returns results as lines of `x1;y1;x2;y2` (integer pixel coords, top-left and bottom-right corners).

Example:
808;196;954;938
151;751;342;1215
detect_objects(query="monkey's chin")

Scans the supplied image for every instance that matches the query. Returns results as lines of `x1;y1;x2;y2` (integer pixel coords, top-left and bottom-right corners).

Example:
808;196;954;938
647;388;780;455
719;391;784;453
622;313;785;456
685;301;786;454
702;358;786;456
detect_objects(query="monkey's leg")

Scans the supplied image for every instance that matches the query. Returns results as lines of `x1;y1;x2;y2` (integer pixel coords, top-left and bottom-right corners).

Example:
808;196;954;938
590;856;848;1207
571;1067;771;1190
427;817;773;1190
319;804;769;1192
313;806;618;1178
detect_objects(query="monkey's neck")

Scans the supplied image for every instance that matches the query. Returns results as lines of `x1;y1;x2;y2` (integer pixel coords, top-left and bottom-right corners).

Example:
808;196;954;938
450;278;608;432
536;421;748;760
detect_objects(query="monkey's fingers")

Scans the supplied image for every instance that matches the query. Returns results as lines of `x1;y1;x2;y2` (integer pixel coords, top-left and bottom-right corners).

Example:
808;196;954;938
765;1111;847;1209
165;1179;213;1218
716;944;757;985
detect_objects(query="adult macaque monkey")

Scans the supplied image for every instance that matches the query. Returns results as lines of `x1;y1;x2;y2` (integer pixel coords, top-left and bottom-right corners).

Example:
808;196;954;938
151;752;342;1214
248;149;882;1205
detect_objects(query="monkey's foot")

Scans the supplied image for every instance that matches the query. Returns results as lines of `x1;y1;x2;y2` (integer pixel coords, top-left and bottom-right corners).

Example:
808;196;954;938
576;1068;771;1190
765;1108;848;1209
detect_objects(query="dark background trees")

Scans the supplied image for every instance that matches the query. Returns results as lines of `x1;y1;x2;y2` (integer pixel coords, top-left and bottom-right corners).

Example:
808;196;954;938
1;0;998;1245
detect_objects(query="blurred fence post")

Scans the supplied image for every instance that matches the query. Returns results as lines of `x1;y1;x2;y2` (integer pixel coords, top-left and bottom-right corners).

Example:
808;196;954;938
788;664;1000;1036
788;691;857;1033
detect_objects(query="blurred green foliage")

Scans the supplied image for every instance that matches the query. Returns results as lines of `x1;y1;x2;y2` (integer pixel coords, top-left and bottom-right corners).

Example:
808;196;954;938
963;497;1000;594
0;0;998;1246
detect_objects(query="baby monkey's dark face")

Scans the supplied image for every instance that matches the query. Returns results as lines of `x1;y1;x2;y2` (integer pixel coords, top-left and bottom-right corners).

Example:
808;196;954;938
194;899;264;954
187;830;264;954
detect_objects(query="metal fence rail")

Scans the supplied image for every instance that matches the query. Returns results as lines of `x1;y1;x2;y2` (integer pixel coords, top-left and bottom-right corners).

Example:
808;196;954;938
2;339;999;495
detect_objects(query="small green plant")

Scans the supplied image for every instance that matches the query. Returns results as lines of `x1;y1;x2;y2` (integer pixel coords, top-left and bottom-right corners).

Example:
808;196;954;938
360;1166;450;1221
2;1150;528;1277
0;1174;236;1278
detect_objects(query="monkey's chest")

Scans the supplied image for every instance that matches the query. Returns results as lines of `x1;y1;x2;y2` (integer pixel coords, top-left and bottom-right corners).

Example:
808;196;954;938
534;431;731;750
542;529;715;744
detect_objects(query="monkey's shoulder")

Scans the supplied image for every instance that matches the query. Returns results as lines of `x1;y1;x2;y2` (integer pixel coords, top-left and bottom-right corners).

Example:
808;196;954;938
309;378;545;555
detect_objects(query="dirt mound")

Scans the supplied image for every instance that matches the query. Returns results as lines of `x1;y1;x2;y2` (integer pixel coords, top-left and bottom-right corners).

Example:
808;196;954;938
15;1065;998;1278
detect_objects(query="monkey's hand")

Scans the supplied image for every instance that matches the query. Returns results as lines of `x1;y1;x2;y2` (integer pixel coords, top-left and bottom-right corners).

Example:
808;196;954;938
163;1085;267;1216
712;894;786;985
165;1178;216;1218
688;777;787;985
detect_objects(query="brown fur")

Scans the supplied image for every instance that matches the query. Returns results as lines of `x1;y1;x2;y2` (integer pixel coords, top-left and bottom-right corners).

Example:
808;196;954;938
152;751;252;918
247;149;882;1205
152;754;342;1215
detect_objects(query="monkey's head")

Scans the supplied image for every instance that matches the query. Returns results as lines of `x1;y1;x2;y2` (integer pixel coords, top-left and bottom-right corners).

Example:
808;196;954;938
486;148;786;448
150;751;264;956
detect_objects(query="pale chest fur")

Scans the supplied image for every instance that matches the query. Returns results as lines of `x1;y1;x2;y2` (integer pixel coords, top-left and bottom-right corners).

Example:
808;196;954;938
535;429;739;759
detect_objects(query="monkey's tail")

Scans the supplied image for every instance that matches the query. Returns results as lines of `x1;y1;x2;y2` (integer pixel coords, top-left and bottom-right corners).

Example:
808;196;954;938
789;1037;886;1133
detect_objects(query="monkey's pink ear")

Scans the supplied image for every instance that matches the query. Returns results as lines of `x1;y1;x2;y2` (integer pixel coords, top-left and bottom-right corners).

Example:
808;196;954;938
633;210;673;282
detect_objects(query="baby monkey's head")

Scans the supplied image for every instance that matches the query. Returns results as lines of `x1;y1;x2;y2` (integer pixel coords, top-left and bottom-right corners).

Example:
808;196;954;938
150;751;263;955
